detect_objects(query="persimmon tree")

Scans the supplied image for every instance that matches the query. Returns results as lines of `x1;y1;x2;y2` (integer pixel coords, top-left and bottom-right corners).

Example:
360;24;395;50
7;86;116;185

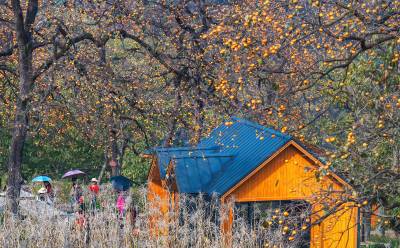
115;0;235;145
313;50;399;236
56;37;165;178
0;0;227;207
0;0;121;214
204;0;398;124
203;0;399;238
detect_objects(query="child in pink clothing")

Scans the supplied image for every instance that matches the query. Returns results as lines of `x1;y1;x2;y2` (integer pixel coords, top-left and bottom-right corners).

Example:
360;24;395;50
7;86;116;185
116;192;125;218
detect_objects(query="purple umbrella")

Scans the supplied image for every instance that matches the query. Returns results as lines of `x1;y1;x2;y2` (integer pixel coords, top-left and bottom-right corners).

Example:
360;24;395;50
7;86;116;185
62;169;86;179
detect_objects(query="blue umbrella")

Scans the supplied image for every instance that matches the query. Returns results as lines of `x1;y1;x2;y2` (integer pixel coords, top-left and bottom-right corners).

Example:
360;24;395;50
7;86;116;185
110;176;133;191
32;175;52;182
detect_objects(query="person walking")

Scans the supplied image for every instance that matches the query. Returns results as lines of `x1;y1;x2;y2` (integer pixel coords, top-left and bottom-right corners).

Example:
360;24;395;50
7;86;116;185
43;181;54;202
88;178;99;213
116;191;125;219
70;181;83;210
116;191;126;229
89;178;99;194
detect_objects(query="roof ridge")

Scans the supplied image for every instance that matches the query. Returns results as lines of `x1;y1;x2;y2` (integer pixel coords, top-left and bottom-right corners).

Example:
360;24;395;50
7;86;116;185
231;116;292;139
154;145;220;152
171;153;236;159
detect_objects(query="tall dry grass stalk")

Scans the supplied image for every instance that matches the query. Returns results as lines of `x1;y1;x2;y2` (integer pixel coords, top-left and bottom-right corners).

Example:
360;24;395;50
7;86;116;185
0;186;305;248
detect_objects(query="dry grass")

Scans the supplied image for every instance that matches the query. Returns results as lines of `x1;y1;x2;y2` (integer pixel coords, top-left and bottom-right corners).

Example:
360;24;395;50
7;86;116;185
0;187;306;248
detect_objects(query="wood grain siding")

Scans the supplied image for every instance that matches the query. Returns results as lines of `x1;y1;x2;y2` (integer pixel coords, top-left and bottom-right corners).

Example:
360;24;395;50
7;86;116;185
226;144;358;248
147;159;169;235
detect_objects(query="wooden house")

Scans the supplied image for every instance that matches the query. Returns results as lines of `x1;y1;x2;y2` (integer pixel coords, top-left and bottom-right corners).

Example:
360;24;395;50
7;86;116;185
146;117;359;247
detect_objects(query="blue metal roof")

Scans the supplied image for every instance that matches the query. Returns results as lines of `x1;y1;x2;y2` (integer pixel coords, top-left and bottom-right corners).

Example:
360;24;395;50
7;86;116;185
173;151;236;193
199;117;291;195
151;117;292;195
154;146;221;179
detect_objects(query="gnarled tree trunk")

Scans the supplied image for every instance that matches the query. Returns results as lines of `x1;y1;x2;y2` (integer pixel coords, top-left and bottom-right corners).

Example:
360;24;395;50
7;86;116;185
6;0;37;215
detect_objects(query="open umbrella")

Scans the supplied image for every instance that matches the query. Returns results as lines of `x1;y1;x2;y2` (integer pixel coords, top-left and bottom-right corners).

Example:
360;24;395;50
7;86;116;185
110;175;133;191
32;175;52;182
62;169;86;179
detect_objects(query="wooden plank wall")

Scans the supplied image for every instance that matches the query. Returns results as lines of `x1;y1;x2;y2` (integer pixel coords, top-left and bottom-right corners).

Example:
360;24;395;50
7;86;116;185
147;159;170;236
225;145;358;248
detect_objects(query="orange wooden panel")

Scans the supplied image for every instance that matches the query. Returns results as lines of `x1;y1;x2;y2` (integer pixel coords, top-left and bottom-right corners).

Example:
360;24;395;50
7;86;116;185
370;204;380;229
229;146;343;202
225;144;358;248
319;203;358;248
219;202;234;247
147;159;170;236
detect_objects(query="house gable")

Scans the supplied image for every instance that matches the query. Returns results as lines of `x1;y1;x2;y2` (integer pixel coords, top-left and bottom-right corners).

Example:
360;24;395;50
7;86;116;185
222;140;351;201
223;141;346;202
223;141;357;248
147;156;160;183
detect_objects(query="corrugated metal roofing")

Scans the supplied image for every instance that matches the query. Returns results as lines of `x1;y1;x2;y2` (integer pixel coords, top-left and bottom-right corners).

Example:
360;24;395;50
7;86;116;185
151;117;293;195
199;117;291;195
173;151;236;193
154;146;220;179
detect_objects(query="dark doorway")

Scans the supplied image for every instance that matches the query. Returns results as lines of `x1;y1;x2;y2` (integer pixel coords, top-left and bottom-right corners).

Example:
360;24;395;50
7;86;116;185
234;200;311;248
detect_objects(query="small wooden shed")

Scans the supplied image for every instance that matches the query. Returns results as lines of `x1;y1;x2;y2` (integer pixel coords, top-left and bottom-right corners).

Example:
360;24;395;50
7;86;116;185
147;117;359;248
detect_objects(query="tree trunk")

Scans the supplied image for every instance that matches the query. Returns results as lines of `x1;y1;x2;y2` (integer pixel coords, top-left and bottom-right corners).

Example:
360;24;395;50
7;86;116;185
393;145;399;172
6;0;37;215
110;129;120;177
6;103;29;215
98;149;108;183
